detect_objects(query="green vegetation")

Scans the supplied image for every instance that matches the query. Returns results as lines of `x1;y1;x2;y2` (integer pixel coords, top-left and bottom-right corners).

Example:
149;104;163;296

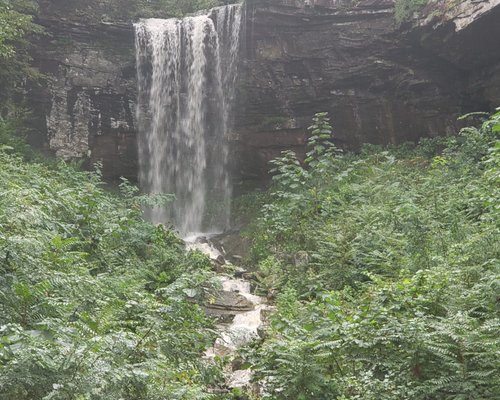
0;0;42;108
0;0;37;58
2;106;497;399
0;0;233;379
37;0;233;21
243;111;500;399
0;138;233;398
395;0;429;24
1;2;499;398
137;0;227;18
0;114;37;158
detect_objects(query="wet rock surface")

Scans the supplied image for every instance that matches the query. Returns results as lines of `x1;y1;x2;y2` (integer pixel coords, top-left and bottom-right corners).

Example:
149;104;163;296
206;276;268;392
207;290;256;312
29;0;500;183
414;0;500;107
30;13;138;181
232;0;500;181
186;235;268;393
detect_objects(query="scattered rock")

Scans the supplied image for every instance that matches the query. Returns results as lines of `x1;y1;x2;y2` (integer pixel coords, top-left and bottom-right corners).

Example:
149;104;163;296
241;272;256;281
233;265;248;278
207;290;255;312
227;369;252;389
231;357;245;371
186;236;269;393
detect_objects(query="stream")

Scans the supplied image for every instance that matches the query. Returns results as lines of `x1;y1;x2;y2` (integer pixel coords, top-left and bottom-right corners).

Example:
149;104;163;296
186;235;269;393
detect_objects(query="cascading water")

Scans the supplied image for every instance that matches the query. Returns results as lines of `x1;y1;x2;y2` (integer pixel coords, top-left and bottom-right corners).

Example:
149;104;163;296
134;4;242;237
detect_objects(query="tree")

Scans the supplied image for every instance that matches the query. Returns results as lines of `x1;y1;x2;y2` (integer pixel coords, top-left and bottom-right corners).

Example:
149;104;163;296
0;0;42;109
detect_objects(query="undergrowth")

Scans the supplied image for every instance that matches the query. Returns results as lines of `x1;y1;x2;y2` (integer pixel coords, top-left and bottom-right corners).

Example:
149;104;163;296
0;126;231;399
243;110;500;399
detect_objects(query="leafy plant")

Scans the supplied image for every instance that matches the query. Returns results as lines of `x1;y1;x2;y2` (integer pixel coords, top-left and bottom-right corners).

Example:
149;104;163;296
244;110;500;399
0;0;43;108
0;147;231;399
136;0;230;18
394;0;429;25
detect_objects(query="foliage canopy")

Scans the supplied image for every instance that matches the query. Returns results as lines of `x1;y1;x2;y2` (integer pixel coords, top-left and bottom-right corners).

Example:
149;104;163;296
0;0;42;110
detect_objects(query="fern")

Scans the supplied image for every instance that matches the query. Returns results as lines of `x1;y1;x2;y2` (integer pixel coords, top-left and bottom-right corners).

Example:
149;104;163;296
0;148;228;399
245;111;500;399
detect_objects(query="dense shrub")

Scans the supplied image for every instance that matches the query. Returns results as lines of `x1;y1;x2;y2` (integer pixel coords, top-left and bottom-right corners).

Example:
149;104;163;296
137;0;227;18
36;0;231;21
0;145;229;399
244;110;500;399
0;0;42;108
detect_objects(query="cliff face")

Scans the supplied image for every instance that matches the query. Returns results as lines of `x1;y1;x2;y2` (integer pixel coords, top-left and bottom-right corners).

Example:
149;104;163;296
232;0;500;179
30;0;500;181
415;0;500;108
32;15;137;179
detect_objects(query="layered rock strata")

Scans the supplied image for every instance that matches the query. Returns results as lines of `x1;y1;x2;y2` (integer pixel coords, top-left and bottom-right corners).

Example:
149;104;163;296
30;0;500;182
232;0;500;180
32;15;137;180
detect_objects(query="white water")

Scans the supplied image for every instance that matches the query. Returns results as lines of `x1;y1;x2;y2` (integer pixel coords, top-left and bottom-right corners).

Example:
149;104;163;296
207;274;269;391
134;4;242;237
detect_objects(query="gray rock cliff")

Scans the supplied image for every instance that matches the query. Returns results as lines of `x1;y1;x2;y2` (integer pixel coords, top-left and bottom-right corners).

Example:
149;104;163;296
232;0;500;179
30;0;500;181
32;16;137;179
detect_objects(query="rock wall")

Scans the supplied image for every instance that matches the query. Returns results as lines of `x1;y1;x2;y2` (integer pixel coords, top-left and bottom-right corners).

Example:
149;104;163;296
232;0;500;180
32;13;138;180
415;0;500;107
30;0;500;182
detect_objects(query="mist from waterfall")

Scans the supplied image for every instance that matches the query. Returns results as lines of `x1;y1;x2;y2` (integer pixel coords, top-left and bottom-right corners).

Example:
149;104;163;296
134;4;242;237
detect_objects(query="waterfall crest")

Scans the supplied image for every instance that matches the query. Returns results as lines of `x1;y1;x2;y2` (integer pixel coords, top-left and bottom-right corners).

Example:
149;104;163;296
134;4;242;237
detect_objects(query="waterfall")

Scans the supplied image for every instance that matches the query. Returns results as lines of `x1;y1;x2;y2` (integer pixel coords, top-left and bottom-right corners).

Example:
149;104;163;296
134;4;242;237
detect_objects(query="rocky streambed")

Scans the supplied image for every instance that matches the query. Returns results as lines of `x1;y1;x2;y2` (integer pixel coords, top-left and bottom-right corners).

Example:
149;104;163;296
186;235;269;394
